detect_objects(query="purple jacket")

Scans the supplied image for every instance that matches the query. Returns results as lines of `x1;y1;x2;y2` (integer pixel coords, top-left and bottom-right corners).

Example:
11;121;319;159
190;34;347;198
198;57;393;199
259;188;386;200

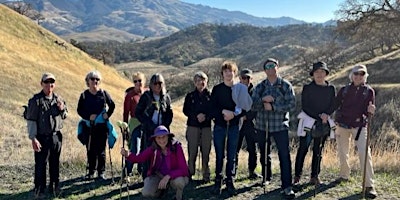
126;140;189;179
334;83;375;128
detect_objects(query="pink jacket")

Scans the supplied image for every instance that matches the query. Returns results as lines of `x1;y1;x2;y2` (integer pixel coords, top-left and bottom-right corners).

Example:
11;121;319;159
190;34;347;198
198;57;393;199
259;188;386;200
126;140;189;179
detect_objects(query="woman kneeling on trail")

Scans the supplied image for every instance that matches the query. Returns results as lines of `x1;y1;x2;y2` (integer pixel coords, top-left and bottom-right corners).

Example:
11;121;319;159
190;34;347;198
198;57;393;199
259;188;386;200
120;125;189;200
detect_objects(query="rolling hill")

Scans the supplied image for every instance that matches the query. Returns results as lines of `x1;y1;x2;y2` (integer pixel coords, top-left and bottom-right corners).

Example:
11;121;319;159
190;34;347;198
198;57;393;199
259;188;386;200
17;0;307;41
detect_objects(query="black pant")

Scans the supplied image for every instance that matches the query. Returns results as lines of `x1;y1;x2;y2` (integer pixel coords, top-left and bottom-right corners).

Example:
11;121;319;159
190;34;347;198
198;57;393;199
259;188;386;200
34;132;62;192
87;123;108;175
255;129;272;181
235;123;258;175
294;133;328;178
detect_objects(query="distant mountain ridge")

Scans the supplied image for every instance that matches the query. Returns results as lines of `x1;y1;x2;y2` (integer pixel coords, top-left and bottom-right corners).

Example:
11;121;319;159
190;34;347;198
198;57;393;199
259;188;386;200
21;0;310;41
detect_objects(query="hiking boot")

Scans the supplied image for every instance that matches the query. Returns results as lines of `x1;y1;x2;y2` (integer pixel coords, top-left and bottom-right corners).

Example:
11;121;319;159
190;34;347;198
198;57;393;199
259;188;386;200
365;187;378;199
248;172;262;180
33;187;45;199
49;182;61;196
202;177;211;184
85;171;95;180
211;179;222;195
262;176;271;186
334;177;349;184
98;172;107;180
309;177;322;186
293;176;300;185
281;187;295;199
225;180;237;195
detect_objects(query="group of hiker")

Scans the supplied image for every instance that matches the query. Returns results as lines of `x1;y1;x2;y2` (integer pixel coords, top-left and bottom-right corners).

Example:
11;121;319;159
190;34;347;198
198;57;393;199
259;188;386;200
25;57;378;199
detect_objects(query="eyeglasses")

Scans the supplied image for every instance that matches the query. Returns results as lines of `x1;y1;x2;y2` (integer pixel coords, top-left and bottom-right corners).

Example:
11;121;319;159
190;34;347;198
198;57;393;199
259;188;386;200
43;79;55;84
133;79;142;83
264;63;276;70
153;82;162;86
353;72;365;76
90;77;100;81
241;76;250;80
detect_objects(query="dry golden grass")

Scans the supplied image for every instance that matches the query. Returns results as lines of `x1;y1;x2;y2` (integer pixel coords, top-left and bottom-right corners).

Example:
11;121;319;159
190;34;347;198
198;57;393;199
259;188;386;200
0;5;132;165
1;3;399;182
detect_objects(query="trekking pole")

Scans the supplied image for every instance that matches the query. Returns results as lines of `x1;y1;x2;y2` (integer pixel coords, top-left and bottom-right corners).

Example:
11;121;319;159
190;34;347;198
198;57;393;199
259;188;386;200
197;129;202;181
109;146;115;184
117;121;130;200
362;114;372;198
86;120;94;180
314;135;325;197
264;121;269;194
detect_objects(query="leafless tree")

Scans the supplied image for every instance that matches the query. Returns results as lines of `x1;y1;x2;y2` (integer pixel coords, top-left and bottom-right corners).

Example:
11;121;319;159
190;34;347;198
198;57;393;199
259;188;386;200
336;0;400;54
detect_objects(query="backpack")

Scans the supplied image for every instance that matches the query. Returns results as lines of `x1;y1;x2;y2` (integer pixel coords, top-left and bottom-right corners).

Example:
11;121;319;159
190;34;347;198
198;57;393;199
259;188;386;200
22;105;28;119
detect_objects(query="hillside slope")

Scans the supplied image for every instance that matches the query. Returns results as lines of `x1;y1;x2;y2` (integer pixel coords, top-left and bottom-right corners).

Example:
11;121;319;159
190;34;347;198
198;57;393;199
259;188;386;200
0;5;133;164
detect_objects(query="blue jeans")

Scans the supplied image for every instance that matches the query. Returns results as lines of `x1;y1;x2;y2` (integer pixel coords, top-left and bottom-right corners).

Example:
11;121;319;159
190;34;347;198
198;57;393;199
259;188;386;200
125;126;142;174
213;124;239;181
269;130;293;189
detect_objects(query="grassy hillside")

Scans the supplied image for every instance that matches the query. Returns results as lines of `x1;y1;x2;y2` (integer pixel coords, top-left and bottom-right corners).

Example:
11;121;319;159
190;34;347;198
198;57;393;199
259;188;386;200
0;4;133;165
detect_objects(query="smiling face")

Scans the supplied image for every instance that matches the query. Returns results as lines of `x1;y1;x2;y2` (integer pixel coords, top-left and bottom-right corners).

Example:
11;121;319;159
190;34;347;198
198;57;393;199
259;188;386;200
312;69;327;84
154;134;168;149
195;77;207;91
352;71;366;86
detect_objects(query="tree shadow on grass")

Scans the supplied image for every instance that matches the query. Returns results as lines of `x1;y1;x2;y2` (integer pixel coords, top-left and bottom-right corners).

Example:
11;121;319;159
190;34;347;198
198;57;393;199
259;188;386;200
293;180;363;200
84;180;144;200
60;176;113;197
252;187;283;200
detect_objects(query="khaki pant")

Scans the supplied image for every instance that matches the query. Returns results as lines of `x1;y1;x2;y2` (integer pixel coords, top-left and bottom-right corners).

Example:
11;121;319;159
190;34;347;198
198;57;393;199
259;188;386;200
186;126;212;180
142;175;189;200
335;126;375;187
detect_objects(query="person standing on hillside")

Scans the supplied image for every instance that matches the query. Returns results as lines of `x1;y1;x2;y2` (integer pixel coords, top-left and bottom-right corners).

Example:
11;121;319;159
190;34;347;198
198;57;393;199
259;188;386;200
334;64;377;198
183;71;212;183
235;68;266;180
26;72;68;198
135;73;173;180
123;72;147;176
294;61;336;185
210;61;252;196
77;70;115;180
251;58;296;198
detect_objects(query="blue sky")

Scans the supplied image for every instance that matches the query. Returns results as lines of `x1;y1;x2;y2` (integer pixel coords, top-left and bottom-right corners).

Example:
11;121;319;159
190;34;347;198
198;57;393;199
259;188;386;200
181;0;343;23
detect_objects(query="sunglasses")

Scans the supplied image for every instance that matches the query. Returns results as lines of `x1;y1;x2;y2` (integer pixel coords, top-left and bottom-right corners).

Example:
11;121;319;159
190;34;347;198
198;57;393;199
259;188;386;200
43;79;55;84
264;63;276;70
90;77;100;81
241;76;250;80
133;79;142;83
353;72;365;76
153;82;163;86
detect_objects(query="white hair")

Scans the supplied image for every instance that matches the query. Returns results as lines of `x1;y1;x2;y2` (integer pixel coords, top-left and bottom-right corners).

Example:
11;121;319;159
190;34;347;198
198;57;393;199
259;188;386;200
85;70;102;87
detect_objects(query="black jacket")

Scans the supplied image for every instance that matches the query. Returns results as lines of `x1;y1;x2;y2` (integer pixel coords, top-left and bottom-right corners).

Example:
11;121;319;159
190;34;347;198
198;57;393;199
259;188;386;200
135;90;173;134
241;83;257;129
183;88;212;128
